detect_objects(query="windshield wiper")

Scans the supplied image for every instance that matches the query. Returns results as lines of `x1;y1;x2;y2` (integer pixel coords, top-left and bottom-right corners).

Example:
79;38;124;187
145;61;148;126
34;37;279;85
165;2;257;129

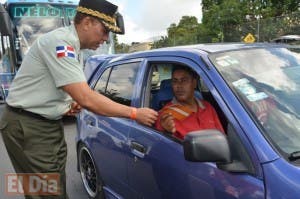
288;151;300;161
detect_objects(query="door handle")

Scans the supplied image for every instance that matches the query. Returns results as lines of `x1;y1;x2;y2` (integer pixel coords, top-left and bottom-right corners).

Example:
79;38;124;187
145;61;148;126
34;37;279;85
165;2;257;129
84;118;95;127
130;141;146;158
83;111;96;127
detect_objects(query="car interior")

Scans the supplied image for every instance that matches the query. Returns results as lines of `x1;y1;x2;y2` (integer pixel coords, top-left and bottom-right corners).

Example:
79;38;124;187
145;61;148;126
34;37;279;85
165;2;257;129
144;62;228;136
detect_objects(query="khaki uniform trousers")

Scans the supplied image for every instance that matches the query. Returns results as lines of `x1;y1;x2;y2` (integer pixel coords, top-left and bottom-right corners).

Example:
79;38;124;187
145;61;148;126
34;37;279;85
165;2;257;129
0;106;68;199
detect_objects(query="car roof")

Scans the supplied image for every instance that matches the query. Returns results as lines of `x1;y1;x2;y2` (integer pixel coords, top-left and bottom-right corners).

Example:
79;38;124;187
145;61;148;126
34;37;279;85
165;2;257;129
159;43;275;53
85;43;294;80
84;54;119;81
109;42;289;62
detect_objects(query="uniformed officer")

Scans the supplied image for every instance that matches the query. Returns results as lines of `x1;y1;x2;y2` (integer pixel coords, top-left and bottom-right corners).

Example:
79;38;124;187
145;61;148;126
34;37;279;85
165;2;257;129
0;0;157;198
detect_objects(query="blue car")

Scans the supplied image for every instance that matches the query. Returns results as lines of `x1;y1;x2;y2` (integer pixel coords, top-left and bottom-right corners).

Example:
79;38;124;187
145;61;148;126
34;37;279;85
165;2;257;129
76;43;300;199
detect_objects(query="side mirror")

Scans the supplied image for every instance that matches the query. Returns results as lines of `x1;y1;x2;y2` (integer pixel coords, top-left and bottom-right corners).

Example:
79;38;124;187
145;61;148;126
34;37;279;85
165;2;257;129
0;4;13;36
183;129;231;163
115;12;125;35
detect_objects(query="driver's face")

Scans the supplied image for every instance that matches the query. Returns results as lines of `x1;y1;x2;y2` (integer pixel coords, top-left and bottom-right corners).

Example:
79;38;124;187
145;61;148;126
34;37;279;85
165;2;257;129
172;69;197;103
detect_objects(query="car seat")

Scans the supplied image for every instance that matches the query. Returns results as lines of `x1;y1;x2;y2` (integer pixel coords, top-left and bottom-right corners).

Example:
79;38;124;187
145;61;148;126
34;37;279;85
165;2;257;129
152;79;173;111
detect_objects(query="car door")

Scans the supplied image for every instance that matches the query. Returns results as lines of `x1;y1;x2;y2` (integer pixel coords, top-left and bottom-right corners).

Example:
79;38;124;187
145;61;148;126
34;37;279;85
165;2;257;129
127;56;265;199
85;60;143;198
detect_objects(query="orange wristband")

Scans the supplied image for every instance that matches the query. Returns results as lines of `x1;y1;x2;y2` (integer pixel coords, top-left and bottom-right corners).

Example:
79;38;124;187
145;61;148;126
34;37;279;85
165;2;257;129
130;107;137;120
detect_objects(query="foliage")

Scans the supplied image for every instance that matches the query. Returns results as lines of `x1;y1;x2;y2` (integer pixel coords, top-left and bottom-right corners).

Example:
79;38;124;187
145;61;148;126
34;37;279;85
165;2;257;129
153;16;200;48
151;0;300;49
113;34;130;53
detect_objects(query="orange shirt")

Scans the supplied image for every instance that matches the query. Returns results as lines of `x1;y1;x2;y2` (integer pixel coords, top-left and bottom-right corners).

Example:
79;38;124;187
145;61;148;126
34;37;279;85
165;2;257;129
155;98;224;139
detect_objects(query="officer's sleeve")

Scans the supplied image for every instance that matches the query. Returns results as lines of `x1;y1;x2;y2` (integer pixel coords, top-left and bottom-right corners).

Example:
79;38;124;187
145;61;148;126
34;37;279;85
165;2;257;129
37;39;86;88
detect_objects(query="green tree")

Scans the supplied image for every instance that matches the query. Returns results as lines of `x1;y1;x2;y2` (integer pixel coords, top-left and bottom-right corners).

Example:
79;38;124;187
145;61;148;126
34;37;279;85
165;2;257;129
153;0;300;48
152;16;201;48
202;0;300;42
202;0;246;42
114;34;129;53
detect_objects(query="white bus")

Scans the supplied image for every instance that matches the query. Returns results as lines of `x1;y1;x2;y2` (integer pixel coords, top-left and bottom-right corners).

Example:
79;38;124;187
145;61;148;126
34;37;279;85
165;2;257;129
0;0;119;100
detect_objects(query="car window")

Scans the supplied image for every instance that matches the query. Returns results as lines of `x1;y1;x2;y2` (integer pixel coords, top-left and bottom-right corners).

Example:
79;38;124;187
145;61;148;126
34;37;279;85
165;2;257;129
145;61;255;173
105;62;140;106
148;62;227;131
149;63;205;111
94;67;111;94
150;64;173;91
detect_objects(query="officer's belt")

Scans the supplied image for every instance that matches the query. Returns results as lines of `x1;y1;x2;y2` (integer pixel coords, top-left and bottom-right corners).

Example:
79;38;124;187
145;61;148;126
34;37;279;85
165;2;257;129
6;105;55;121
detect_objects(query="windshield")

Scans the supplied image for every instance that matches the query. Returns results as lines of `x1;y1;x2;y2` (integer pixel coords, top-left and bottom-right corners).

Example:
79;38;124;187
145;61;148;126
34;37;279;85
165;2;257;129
209;47;300;155
8;3;77;56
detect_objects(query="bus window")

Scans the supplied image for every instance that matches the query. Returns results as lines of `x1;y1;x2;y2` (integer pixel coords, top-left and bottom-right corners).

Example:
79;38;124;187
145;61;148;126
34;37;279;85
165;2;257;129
0;33;15;100
0;34;12;73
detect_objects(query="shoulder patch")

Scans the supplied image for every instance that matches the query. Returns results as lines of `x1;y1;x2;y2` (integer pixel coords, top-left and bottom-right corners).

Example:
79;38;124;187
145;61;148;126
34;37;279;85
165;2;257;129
56;46;75;59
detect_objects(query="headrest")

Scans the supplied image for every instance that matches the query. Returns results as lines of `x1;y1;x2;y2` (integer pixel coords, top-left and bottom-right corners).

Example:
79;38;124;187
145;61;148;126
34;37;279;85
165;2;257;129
160;79;172;89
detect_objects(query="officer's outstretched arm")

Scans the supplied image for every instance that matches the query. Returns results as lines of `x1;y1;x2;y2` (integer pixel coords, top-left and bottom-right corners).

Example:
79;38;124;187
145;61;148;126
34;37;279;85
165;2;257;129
62;82;157;126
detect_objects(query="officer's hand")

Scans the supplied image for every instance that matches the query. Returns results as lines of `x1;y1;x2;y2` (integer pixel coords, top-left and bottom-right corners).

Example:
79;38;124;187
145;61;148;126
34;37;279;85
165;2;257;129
160;112;176;133
135;108;158;126
65;102;82;116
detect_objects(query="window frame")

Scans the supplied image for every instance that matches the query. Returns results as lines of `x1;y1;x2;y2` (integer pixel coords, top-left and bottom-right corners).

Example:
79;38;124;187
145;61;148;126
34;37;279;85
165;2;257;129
91;59;143;106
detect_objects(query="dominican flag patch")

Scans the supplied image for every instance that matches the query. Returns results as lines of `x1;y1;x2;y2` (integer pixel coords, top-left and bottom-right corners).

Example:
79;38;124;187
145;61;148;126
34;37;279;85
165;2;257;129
56;46;75;58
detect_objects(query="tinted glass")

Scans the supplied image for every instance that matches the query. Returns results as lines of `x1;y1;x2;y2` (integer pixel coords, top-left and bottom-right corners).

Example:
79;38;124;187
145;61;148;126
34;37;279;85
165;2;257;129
105;62;140;105
210;47;300;155
94;68;111;94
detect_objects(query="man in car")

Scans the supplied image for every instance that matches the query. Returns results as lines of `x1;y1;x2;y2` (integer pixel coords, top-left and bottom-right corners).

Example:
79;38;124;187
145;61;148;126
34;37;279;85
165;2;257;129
0;0;157;198
155;65;224;139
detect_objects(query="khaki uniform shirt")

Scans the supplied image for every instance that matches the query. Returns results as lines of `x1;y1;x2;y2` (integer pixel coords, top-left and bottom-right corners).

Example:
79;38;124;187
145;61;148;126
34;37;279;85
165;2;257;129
6;24;86;120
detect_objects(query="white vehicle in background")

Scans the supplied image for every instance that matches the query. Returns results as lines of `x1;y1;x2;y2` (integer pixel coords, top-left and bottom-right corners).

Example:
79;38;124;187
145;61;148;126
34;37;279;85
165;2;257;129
271;35;300;45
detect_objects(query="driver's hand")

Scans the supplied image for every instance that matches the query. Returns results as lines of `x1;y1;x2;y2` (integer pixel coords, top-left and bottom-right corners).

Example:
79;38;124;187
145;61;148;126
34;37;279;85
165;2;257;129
160;112;176;133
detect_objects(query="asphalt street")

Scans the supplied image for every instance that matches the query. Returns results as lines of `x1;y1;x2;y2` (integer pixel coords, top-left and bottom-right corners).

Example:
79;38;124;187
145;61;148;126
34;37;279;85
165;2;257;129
0;104;89;199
